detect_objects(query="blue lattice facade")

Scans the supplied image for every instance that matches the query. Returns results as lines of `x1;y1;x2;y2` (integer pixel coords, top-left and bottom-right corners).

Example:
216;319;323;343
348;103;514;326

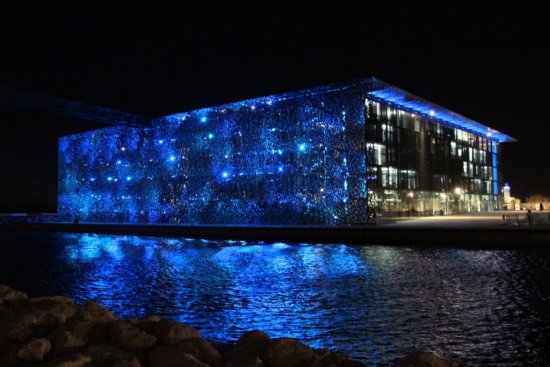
58;78;514;224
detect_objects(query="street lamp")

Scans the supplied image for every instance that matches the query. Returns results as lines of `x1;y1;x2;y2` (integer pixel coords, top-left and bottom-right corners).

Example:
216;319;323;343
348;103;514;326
407;191;414;214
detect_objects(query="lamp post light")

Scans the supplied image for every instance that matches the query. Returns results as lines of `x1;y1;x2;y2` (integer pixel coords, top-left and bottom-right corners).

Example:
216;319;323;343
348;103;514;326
407;191;414;215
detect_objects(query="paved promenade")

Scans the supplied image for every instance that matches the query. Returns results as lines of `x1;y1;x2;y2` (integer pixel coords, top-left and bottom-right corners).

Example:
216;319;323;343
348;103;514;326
383;211;548;228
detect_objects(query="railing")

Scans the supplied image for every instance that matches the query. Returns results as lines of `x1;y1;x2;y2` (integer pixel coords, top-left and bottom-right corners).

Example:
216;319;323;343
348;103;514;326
502;211;550;226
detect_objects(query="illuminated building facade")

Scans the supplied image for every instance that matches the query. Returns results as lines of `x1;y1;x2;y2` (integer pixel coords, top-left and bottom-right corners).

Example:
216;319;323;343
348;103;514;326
58;78;515;224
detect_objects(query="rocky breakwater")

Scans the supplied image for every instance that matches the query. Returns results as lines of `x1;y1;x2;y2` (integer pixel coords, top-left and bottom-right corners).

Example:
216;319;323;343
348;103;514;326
0;285;456;366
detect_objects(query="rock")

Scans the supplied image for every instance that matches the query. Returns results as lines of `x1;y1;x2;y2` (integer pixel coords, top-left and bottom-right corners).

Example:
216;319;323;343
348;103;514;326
37;353;92;367
108;321;157;352
393;351;457;367
149;345;210;367
62;318;110;345
63;302;118;344
86;344;143;367
0;287;456;367
128;315;161;324
223;354;265;367
152;319;201;346
175;337;223;367
0;341;19;366
208;339;234;356
0;285;28;302
0;304;16;319
0;311;63;341
47;329;87;357
80;301;119;322
12;296;78;323
316;349;366;367
15;337;51;363
128;317;159;336
261;337;321;367
225;330;271;360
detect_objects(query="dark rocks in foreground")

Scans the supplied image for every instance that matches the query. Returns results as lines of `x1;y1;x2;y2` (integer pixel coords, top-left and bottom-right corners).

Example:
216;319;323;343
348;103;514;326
0;285;456;366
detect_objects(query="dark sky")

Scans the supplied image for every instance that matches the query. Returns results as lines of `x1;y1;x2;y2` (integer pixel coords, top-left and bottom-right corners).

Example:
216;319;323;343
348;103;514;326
1;2;549;212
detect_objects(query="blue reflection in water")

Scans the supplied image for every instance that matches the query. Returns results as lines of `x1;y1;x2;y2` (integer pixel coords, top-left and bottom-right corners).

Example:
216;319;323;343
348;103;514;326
1;232;550;366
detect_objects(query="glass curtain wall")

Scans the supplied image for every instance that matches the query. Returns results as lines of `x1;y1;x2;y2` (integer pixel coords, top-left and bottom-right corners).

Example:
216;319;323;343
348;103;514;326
365;98;501;216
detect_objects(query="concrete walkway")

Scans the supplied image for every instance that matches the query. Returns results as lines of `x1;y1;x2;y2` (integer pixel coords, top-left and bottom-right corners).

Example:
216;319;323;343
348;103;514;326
382;211;549;228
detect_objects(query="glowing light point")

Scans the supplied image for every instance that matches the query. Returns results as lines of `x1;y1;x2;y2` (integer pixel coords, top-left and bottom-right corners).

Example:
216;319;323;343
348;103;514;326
90;177;96;182
298;143;307;152
120;147;126;151
200;116;207;123
207;133;214;140
158;139;164;144
126;176;132;181
221;171;229;179
429;110;436;116
116;160;122;165
169;155;176;161
278;166;284;173
107;176;113;182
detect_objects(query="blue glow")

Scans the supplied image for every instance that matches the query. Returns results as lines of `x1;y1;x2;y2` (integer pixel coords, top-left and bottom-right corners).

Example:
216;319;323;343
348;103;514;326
57;77;511;224
366;86;515;143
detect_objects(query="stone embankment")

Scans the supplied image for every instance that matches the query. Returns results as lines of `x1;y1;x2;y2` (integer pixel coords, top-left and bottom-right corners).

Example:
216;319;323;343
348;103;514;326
0;285;456;367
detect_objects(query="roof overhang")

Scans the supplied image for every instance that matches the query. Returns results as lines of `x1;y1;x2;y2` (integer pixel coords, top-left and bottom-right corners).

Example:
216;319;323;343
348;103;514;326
366;80;516;143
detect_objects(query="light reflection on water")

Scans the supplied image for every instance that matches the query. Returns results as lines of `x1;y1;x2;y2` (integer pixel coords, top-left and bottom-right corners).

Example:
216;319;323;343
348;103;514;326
1;231;549;366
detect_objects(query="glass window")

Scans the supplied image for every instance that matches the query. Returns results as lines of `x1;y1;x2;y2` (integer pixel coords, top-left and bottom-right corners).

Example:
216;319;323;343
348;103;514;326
367;143;386;165
414;120;420;132
381;167;398;188
450;141;457;156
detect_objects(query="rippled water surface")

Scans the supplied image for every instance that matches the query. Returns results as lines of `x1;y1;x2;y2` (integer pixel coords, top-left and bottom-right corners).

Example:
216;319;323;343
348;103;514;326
1;231;550;366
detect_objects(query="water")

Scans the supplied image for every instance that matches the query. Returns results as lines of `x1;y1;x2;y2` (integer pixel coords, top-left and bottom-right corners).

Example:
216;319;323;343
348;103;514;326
1;231;549;366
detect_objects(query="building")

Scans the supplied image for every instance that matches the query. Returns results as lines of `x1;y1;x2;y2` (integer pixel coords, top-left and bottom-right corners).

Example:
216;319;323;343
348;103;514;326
57;78;515;225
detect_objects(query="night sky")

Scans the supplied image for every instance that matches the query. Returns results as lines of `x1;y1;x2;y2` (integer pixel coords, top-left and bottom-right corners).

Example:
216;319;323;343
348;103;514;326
1;3;548;212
